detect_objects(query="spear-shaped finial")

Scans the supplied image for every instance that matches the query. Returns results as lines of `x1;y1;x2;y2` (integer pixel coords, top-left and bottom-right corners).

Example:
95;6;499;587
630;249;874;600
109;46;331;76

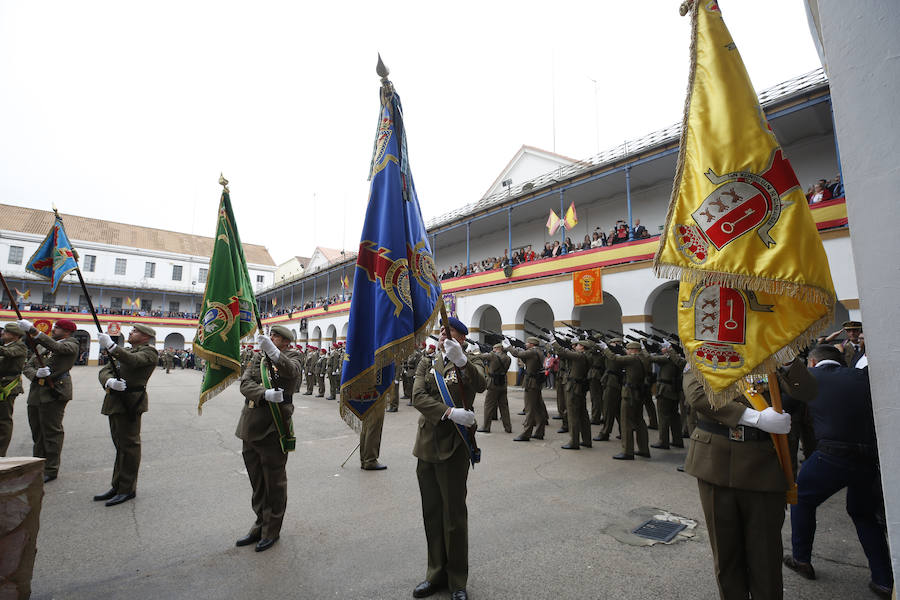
219;173;229;190
376;53;390;82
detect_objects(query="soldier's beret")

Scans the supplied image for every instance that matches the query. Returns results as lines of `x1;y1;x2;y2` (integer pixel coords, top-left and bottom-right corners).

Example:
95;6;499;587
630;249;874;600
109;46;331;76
625;341;642;350
526;336;542;345
320;348;327;353
270;325;295;341
577;339;595;349
447;316;469;336
55;319;77;332
842;320;862;330
609;338;624;344
132;323;156;337
4;322;24;336
493;343;503;350
428;344;436;350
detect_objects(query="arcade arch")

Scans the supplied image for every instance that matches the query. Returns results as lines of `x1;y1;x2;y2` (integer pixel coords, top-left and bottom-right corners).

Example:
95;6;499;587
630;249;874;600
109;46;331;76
571;292;623;333
311;326;322;347
471;304;501;344
325;324;337;347
164;332;185;351
645;282;679;335
516;298;554;340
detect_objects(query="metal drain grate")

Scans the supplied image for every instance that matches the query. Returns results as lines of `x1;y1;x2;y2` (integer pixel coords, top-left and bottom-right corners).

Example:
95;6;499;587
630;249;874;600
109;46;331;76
631;518;687;543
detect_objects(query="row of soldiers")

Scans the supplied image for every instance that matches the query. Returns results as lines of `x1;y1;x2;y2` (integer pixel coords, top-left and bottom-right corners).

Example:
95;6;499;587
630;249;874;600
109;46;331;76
241;342;346;400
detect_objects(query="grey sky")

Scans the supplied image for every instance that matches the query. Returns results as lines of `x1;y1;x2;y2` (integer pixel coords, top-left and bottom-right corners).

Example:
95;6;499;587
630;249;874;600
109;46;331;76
0;1;821;266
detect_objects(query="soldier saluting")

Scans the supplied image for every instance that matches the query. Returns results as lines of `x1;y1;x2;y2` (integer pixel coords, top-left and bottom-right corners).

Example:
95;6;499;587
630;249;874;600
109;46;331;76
235;325;302;552
0;323;27;456
93;324;159;506
19;318;80;482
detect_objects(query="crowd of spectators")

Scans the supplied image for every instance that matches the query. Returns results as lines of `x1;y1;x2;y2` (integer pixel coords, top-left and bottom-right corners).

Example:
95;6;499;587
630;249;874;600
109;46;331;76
806;174;843;204
1;302;199;320
438;218;656;280
260;293;351;318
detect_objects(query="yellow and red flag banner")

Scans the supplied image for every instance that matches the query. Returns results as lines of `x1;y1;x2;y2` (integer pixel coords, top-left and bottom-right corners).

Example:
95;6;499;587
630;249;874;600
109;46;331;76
653;0;835;406
573;268;602;306
546;209;561;236
564;201;578;230
134;297;141;309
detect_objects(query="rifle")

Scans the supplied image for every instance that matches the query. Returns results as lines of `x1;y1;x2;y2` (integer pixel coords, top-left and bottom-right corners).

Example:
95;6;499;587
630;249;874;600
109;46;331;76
482;329;526;349
525;319;571;349
651;326;681;344
633;328;684;357
467;338;492;353
607;329;626;339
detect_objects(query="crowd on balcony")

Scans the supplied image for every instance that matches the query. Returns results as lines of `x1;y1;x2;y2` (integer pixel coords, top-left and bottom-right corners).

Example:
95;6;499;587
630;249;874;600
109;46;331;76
259;293;352;318
806;174;843;204
1;302;200;320
437;218;656;280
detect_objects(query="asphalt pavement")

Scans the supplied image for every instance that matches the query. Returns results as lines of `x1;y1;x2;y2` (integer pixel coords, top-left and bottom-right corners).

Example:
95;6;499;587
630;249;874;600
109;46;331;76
4;365;879;599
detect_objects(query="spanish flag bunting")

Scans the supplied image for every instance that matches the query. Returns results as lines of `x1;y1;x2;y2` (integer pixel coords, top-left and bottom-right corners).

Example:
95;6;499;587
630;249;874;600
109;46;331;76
564;201;578;230
546;209;561;236
653;0;835;406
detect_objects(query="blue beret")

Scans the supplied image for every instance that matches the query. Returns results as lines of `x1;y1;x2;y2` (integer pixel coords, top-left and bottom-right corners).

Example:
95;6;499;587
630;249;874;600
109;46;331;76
447;316;468;336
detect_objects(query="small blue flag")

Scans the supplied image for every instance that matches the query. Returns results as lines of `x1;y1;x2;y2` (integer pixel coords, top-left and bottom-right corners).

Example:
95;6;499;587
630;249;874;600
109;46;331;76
25;217;79;294
339;75;442;430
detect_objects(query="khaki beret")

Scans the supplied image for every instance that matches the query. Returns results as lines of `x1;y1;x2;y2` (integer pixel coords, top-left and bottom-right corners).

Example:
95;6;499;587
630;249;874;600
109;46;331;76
576;339;595;349
625;341;642;350
4;322;24;336
132;323;156;337
609;338;624;344
841;321;862;330
526;336;542;345
270;325;295;341
492;343;504;350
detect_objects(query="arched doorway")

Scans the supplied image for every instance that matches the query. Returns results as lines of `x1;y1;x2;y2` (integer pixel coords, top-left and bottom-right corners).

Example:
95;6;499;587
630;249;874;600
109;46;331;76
164;332;185;351
472;304;501;345
73;330;90;365
325;324;337;347
572;292;623;334
646;282;679;335
311;326;322;348
516;298;554;341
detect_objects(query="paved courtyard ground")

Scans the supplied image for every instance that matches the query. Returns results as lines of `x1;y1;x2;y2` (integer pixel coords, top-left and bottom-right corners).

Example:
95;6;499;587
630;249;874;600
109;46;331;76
4;365;881;599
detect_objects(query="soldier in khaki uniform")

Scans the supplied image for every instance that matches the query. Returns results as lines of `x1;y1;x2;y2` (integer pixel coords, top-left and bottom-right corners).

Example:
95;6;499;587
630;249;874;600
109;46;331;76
304;346;317;395
93;324;158;506
476;343;512;434
315;348;327;397
0;323;27;456
593;338;624;442
326;343;342;400
649;344;687;450
684;360;815;600
359;396;388;470
411;317;484;600
552;338;594;449
600;340;650;459
588;346;605;425
235;325;302;552
163;348;174;373
554;349;569;432
19;318;80;482
507;337;548;441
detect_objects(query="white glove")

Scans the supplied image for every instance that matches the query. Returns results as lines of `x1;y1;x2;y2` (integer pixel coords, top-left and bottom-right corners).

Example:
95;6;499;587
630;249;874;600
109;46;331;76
36;366;51;378
443;338;467;368
597;340;608;350
740;407;791;434
568;336;579;344
257;335;280;361
501;338;511;350
105;378;127;391
446;407;476;427
18;319;34;332
661;341;671;351
264;388;284;403
98;333;115;350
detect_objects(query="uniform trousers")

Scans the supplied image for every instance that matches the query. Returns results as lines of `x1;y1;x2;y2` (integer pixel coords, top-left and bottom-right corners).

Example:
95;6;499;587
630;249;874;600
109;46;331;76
790;449;892;588
698;479;785;600
0;395;17;456
481;388;511;433
360;405;385;467
589;379;603;424
656;395;683;447
520;388;547;439
417;444;469;592
109;413;142;494
566;391;591;446
28;401;67;477
556;381;567;426
242;433;289;539
620;391;649;455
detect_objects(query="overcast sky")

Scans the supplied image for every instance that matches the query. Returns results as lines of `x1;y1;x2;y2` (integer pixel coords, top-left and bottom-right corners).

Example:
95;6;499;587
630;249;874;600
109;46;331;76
0;0;821;266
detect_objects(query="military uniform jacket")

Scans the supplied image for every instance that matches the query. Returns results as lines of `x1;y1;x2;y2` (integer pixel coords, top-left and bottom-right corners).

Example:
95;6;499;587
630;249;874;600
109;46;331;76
0;339;27;396
98;343;159;415
600;353;622;389
587;350;604;383
236;349;302;442
478;351;510;390
509;346;544;390
602;348;648;400
412;351;486;463
553;344;590;396
23;332;79;405
649;349;687;400
315;354;327;376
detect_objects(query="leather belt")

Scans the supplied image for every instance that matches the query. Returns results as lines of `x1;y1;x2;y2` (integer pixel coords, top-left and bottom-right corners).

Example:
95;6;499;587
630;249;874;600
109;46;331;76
696;419;769;442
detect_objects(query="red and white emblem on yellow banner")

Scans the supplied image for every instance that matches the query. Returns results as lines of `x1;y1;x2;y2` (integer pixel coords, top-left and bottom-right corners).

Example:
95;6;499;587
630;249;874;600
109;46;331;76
573;268;602;306
654;0;835;405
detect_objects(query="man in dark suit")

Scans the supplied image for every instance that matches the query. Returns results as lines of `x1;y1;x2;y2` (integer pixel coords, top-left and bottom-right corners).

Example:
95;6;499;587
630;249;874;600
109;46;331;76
783;345;893;598
411;317;485;600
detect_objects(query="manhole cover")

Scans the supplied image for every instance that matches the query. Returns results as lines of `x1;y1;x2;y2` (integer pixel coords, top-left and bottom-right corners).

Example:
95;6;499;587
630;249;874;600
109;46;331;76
631;518;686;543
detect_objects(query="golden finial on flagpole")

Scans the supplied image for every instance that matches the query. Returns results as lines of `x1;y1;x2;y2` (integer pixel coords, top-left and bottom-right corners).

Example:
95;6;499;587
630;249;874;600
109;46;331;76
219;173;229;191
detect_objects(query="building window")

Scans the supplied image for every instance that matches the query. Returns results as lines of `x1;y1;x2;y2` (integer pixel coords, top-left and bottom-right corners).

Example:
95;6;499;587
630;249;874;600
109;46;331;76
110;297;123;309
169;301;180;313
198;268;208;284
84;255;96;272
256;275;264;284
172;265;182;281
141;298;152;311
8;246;23;265
145;262;156;278
115;258;127;276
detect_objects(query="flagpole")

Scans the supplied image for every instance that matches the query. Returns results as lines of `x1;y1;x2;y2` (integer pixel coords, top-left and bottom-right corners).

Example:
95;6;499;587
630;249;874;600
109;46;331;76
768;369;797;504
51;208;121;380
